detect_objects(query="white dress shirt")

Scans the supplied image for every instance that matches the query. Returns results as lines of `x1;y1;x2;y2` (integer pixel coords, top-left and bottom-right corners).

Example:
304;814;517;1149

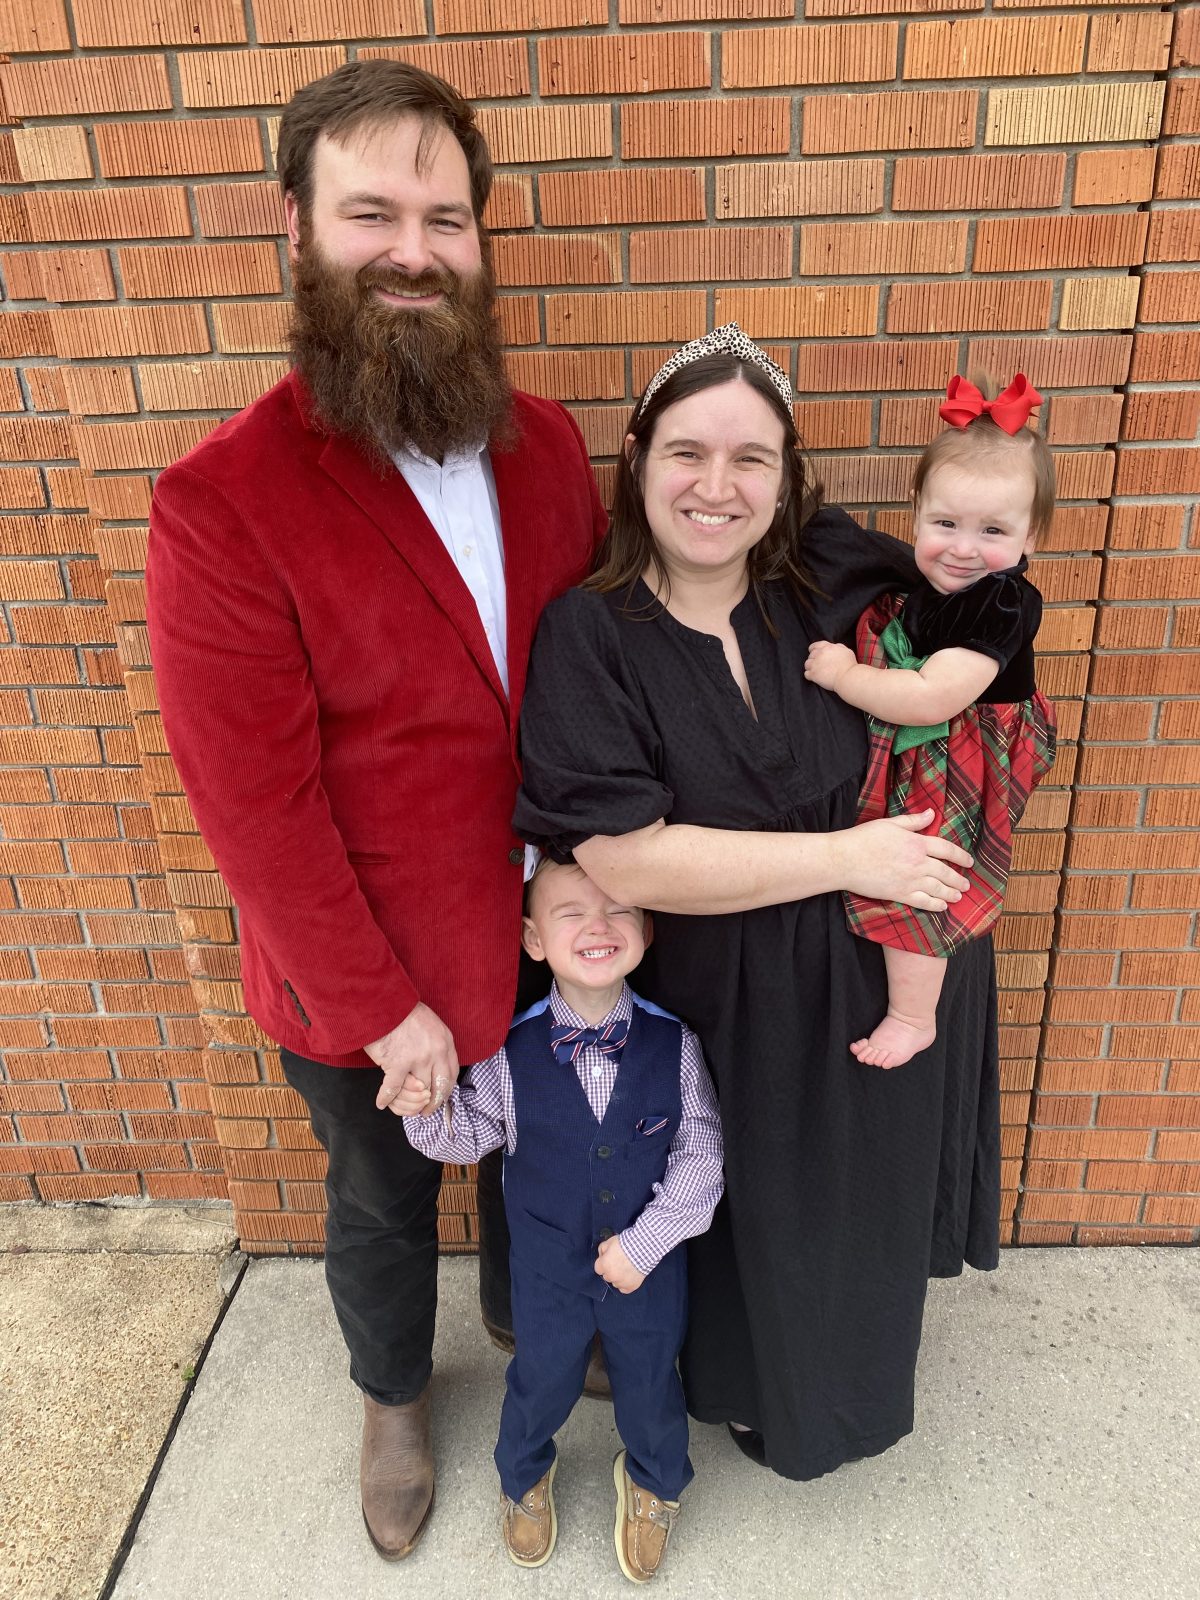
393;441;509;691
394;441;541;878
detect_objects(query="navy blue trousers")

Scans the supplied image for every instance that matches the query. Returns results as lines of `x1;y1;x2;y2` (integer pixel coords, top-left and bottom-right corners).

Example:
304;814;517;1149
494;1247;692;1504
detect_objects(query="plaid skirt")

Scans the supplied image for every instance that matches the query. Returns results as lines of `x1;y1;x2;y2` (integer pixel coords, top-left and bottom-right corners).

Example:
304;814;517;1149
844;593;1057;958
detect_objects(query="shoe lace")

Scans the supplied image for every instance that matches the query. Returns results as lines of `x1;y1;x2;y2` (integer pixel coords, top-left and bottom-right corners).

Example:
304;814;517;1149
635;1489;678;1533
513;1489;544;1524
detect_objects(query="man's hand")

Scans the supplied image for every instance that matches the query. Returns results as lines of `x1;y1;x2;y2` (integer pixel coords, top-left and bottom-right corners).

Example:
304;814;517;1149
804;639;858;693
594;1236;646;1295
366;1002;460;1118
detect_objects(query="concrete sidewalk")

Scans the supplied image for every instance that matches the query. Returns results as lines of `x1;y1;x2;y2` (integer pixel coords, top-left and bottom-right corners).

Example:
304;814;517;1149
109;1249;1198;1600
0;1204;234;1600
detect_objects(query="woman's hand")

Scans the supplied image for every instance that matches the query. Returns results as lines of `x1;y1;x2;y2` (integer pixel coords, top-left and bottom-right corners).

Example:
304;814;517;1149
838;810;972;912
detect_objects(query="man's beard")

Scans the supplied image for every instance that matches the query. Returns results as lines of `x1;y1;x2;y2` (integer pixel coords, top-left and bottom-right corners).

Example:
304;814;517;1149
289;231;514;466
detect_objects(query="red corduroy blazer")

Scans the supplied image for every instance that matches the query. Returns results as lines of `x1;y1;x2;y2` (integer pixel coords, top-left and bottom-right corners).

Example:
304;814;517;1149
147;373;605;1066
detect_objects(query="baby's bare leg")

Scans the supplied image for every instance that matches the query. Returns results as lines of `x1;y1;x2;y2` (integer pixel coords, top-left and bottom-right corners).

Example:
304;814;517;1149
850;946;945;1069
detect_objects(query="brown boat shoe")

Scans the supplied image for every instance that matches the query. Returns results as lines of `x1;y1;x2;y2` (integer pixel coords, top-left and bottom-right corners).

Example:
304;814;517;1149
500;1458;558;1568
360;1388;435;1561
612;1450;679;1583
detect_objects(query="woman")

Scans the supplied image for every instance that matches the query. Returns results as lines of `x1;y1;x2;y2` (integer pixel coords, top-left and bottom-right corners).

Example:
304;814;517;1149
514;325;1000;1481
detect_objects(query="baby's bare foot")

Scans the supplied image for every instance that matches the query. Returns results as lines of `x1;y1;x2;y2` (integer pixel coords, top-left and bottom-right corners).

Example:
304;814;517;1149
850;1014;937;1070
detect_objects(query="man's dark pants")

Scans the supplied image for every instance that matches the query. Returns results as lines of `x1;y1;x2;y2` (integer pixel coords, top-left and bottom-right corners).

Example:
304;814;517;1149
280;956;547;1405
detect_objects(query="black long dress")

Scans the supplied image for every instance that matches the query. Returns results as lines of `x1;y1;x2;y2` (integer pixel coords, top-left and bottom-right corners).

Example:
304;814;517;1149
513;507;1000;1481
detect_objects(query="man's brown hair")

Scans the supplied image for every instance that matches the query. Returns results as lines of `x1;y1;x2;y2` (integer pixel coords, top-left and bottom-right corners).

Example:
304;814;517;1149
277;59;493;224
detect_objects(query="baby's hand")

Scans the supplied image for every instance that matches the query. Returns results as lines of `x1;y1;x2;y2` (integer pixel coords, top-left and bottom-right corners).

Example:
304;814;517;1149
392;1072;433;1117
594;1236;646;1295
804;639;857;692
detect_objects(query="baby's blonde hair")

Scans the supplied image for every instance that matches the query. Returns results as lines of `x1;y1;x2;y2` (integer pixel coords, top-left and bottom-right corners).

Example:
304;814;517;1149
913;372;1055;543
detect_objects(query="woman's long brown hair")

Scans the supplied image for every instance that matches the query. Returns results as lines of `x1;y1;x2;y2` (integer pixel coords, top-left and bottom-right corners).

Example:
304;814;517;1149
585;353;823;628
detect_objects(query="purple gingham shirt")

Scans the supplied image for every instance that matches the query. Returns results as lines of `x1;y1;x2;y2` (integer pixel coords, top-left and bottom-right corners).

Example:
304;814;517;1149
403;981;724;1278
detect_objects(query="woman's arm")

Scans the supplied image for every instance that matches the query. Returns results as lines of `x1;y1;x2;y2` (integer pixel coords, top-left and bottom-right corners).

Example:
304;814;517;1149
804;640;1000;725
575;810;971;918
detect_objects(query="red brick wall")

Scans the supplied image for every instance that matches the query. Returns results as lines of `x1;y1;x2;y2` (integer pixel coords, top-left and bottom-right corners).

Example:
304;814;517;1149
1;2;1197;1251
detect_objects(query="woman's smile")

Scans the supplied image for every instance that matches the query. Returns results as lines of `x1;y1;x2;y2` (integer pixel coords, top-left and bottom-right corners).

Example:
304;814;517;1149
637;379;785;585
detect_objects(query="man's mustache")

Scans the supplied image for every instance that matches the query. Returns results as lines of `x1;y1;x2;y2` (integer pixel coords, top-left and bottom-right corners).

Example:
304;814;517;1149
356;266;456;302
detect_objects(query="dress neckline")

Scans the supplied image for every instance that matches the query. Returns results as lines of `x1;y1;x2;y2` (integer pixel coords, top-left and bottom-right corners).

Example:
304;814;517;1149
630;579;791;749
630;576;758;650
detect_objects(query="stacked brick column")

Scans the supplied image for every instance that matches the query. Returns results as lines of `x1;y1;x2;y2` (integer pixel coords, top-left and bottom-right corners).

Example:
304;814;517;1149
0;2;1197;1251
1018;7;1200;1243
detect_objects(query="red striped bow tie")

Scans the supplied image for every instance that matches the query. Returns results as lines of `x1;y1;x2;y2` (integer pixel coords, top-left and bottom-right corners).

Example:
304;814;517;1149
549;1019;630;1066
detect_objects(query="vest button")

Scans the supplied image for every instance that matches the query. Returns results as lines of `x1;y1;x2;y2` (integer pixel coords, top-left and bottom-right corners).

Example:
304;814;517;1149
597;1145;612;1159
598;1228;614;1241
508;847;524;866
598;1189;614;1204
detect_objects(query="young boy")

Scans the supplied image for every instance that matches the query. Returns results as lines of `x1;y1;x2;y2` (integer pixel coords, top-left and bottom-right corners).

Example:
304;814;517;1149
398;858;723;1583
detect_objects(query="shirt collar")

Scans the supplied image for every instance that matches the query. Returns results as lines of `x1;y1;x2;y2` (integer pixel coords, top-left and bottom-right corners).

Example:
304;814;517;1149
391;438;487;476
549;980;633;1034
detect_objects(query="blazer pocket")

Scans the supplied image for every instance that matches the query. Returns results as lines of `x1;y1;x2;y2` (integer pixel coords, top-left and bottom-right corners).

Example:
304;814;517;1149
347;850;391;866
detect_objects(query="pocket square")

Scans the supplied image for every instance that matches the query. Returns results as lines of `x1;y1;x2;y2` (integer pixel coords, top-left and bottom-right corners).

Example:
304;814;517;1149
635;1116;670;1137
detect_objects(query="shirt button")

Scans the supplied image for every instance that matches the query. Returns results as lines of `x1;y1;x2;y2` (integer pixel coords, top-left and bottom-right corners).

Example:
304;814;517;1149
597;1146;612;1159
591;1065;602;1078
598;1189;614;1204
463;544;474;558
508;847;524;865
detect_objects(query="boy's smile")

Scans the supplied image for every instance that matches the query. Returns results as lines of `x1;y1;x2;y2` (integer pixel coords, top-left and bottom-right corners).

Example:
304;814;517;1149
522;863;649;1024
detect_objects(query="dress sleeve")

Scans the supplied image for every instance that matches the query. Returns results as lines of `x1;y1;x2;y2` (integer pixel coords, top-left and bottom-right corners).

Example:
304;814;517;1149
800;505;920;641
514;588;675;857
915;571;1036;670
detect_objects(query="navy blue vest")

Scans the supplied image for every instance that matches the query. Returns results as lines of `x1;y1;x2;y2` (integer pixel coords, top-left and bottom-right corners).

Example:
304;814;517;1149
503;993;684;1301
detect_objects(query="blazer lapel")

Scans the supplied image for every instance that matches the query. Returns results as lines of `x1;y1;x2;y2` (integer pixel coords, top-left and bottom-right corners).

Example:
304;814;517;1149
491;434;539;723
315;427;508;713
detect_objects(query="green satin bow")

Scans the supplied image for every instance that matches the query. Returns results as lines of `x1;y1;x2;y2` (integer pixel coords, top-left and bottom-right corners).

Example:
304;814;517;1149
878;617;949;754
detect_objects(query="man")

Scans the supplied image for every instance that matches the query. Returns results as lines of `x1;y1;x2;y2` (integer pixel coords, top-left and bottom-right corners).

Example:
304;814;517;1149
146;61;605;1560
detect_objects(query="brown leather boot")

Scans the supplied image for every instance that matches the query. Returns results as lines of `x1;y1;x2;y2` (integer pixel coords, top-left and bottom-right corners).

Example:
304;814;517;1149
360;1388;435;1560
481;1314;516;1356
583;1332;612;1401
485;1319;611;1401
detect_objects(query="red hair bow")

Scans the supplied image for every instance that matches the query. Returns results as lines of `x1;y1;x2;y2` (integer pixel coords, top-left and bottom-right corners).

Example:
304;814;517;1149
939;374;1043;436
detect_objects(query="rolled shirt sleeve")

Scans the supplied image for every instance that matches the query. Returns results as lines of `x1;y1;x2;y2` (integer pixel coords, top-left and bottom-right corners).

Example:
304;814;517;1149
402;1051;512;1164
